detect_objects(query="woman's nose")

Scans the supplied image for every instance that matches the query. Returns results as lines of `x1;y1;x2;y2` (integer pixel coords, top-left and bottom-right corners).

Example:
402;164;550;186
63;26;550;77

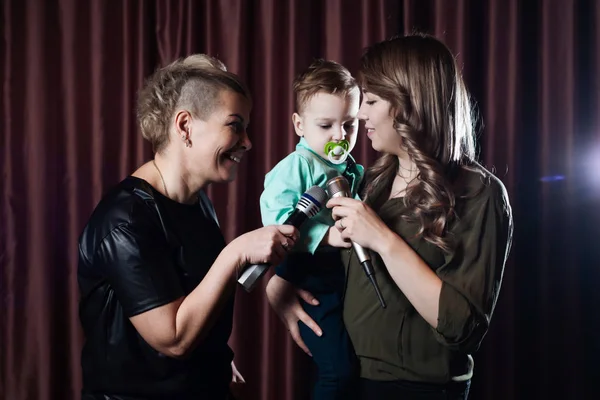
240;131;252;151
357;104;368;121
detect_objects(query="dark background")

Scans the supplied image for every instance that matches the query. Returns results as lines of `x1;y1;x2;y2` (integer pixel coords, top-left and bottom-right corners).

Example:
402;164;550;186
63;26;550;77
1;0;599;399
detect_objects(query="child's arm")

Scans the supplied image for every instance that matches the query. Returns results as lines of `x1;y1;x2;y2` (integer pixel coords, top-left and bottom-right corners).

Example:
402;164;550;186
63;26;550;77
321;225;351;248
260;153;330;254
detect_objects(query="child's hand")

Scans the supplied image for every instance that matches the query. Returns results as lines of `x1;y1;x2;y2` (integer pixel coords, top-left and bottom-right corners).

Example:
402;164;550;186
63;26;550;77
323;226;352;248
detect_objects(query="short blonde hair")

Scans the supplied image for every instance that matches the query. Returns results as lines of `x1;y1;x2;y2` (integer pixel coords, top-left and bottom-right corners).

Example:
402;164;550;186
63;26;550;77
136;54;251;153
181;54;227;71
293;59;359;113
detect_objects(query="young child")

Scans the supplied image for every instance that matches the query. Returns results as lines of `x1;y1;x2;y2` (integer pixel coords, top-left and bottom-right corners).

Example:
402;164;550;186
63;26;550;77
260;59;364;400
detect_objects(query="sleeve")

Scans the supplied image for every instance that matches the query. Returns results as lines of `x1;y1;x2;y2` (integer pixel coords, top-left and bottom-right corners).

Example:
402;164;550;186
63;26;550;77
433;179;514;353
259;152;330;254
93;221;185;318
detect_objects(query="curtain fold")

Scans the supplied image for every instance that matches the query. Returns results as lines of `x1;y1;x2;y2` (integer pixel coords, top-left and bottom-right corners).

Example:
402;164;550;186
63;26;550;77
1;1;598;399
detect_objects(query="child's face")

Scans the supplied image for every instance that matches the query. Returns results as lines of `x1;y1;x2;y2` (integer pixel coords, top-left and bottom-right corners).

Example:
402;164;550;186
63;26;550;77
293;91;359;161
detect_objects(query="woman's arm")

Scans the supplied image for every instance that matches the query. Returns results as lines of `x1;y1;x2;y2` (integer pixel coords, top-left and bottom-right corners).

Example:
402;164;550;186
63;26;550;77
129;245;241;358
100;223;298;359
328;197;442;326
328;179;513;353
376;231;443;327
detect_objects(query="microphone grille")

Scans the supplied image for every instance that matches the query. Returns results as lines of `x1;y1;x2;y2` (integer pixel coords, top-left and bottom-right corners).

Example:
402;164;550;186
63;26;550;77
326;176;351;198
304;185;328;206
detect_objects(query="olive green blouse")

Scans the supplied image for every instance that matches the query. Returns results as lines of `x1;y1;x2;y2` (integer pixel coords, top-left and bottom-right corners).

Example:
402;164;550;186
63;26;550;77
341;164;513;384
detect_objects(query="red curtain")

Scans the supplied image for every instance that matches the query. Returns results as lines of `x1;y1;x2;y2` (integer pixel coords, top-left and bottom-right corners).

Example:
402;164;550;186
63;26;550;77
2;1;598;399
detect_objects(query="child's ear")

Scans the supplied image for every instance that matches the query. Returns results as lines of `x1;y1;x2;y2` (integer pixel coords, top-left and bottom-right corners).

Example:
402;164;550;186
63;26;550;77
292;113;303;137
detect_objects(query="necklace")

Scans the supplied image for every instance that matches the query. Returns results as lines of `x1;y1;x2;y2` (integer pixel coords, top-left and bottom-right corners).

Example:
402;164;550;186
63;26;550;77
397;171;417;184
152;160;169;198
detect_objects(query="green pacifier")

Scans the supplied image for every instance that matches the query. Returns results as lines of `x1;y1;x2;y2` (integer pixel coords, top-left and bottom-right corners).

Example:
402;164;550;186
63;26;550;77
324;140;350;164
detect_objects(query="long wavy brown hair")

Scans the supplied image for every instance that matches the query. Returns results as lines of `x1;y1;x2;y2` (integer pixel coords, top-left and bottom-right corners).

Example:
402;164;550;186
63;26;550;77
359;34;478;254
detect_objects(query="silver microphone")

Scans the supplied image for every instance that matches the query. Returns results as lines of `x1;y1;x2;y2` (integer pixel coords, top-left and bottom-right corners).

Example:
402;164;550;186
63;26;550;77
326;176;386;308
237;185;328;292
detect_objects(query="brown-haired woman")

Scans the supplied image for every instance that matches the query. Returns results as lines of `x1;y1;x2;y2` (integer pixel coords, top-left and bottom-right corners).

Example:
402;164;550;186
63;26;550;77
266;34;513;400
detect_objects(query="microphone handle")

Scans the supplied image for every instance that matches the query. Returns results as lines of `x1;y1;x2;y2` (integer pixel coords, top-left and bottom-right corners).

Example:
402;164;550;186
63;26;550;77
352;242;387;309
351;242;371;263
283;209;308;227
237;263;270;292
360;260;387;309
326;175;386;308
237;210;309;292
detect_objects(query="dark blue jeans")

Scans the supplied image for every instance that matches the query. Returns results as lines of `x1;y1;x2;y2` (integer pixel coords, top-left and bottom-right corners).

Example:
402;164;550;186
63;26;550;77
276;251;359;400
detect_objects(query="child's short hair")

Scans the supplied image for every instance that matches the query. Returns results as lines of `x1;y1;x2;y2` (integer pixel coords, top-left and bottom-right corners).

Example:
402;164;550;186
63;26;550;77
293;59;359;113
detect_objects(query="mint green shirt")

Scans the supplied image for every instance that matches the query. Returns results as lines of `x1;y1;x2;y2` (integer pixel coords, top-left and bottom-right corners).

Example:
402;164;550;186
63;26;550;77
259;138;364;254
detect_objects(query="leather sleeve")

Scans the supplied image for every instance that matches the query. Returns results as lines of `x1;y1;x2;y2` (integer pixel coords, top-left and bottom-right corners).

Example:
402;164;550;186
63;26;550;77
93;219;185;318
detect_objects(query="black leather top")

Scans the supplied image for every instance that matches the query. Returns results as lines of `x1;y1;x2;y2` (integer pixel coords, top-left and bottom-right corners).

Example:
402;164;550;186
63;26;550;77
77;176;234;399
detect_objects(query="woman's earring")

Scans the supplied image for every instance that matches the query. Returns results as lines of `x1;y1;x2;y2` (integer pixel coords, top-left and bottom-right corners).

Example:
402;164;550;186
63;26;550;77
182;132;191;148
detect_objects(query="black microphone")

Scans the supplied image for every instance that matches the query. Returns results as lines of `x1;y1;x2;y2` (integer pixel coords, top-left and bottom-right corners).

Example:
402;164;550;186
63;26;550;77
326;176;387;308
237;185;328;292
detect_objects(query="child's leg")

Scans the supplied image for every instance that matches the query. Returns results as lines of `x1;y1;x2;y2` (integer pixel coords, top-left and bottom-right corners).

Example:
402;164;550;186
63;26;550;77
298;291;359;400
276;251;359;399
